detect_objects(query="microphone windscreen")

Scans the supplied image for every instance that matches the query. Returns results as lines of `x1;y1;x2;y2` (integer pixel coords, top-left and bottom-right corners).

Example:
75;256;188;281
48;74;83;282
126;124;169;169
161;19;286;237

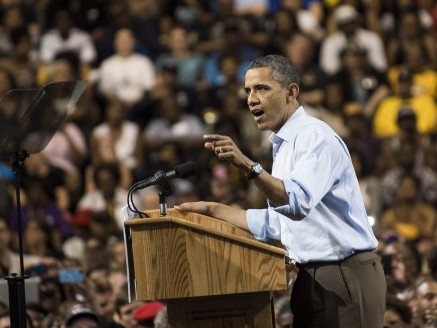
175;161;198;178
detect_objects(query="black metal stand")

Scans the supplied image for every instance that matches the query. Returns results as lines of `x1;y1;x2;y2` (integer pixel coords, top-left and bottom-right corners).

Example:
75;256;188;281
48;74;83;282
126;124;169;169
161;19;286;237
5;150;29;328
155;171;173;217
0;81;87;328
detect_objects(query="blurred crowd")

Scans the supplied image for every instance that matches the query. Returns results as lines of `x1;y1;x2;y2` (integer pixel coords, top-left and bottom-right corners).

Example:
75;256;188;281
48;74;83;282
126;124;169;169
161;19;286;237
0;0;436;327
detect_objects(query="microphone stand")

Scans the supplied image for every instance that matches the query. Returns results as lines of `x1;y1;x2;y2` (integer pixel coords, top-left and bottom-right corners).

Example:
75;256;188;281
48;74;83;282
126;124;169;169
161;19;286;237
5;150;30;328
154;171;173;217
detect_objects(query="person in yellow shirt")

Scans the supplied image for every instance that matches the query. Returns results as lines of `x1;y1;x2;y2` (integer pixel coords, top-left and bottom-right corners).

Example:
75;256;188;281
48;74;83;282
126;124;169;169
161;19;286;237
373;69;437;138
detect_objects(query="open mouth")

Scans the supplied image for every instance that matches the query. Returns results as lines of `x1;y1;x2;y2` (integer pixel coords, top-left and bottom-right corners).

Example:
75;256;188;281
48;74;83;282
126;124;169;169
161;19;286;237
252;109;265;120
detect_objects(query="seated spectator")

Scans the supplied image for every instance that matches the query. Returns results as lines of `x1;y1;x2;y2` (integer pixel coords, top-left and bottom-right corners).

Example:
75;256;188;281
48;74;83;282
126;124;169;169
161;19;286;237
206;51;244;108
319;4;387;75
382;238;421;301
316;82;349;138
388;45;437;99
279;0;324;41
283;32;327;112
386;9;436;70
21;153;68;211
0;215;42;275
113;285;146;328
90;99;145;182
76;163;140;229
0;28;37;89
380;140;437;208
63;304;100;328
350;149;383;221
155;25;207;91
40;117;88;198
384;294;413;328
411;277;437;327
8;178;72;251
143;94;205;164
97;27;156;110
330;42;389;117
373;68;437;139
38;9;96;68
378;174;437;242
23;216;64;259
38;276;66;315
262;8;299;56
343;103;381;175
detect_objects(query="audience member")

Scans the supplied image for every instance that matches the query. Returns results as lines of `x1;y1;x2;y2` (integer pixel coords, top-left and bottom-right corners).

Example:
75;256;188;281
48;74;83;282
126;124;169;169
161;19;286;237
380;140;437;208
0;215;42;275
8;178;72;250
38;9;97;67
411;277;437;327
90;98;145;182
382;239;421;302
23;216;64;259
330;42;389;117
388;45;437;102
316;81;349;138
155;25;206;91
262;8;299;56
343;103;381;175
384;294;413;328
386;9;437;73
63;304;100;328
350;149;383;221
76;163;139;229
283;32;327;111
373;68;437;139
319;4;387;75
97;27;156;110
143;93;205;164
379;174;437;242
0;28;37;88
279;0;324;41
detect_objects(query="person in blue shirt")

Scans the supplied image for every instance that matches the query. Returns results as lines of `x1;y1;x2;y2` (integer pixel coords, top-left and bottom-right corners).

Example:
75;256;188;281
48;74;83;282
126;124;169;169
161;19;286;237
176;54;386;328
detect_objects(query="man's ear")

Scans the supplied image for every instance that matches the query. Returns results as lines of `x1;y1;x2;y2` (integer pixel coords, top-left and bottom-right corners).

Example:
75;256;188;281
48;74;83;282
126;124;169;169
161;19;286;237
287;83;299;101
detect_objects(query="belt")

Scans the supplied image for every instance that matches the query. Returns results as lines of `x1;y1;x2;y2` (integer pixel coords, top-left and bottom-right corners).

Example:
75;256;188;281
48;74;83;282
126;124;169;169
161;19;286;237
296;249;374;269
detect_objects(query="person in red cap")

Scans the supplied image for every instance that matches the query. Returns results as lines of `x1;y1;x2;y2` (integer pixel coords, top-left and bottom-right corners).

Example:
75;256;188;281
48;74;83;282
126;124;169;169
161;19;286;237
133;302;165;328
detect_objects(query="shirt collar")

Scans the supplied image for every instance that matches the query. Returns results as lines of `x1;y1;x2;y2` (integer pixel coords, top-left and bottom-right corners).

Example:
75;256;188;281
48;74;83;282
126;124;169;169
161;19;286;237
269;106;306;145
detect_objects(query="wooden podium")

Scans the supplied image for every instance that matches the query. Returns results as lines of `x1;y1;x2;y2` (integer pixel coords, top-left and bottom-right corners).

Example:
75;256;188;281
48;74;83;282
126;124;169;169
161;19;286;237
124;208;288;328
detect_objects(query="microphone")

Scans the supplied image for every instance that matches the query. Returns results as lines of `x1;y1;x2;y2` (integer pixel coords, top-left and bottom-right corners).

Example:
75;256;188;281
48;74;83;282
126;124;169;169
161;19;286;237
133;161;198;191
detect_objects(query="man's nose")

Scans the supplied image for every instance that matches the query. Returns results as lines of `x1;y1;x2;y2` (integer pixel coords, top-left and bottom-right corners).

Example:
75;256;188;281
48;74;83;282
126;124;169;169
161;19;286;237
247;92;259;106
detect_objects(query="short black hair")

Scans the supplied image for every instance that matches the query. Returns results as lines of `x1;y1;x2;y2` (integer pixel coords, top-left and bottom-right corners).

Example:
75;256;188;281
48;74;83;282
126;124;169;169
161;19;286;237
247;54;300;87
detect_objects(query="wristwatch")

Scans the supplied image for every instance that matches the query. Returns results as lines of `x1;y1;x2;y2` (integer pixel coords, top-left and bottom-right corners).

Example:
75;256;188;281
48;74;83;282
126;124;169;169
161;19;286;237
246;162;263;180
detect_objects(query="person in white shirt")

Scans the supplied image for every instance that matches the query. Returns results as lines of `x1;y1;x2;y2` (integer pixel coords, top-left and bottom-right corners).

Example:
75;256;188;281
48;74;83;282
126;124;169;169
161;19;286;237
98;27;156;108
38;9;96;66
319;4;387;75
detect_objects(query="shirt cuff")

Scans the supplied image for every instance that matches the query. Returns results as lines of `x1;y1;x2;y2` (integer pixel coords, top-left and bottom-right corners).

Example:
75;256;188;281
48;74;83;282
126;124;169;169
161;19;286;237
246;208;269;241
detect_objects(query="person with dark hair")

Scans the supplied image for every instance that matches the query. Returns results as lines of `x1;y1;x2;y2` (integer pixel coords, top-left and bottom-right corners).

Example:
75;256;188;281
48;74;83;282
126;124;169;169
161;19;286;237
75;162;138;229
177;54;386;327
411;276;437;327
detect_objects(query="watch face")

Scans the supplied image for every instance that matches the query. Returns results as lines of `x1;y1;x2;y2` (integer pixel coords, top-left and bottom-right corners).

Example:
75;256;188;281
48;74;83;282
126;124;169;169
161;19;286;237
252;163;263;174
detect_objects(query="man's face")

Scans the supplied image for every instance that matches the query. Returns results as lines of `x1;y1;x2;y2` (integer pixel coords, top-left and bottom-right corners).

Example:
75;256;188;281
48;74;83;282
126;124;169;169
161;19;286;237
417;281;437;325
244;67;294;133
118;301;143;328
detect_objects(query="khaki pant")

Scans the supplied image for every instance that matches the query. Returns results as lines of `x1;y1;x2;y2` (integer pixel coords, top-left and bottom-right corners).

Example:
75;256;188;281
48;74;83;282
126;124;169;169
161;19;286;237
290;251;386;328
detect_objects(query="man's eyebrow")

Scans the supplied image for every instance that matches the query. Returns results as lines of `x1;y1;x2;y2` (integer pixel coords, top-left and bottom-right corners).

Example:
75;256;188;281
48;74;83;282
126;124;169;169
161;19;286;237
244;83;270;91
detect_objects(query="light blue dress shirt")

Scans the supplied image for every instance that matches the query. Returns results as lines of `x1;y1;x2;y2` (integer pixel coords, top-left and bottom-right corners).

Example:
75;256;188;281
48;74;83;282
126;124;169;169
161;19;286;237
246;107;378;263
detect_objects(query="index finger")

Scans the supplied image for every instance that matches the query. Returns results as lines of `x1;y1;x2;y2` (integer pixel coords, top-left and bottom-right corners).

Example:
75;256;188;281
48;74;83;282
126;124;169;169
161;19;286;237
203;134;227;142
